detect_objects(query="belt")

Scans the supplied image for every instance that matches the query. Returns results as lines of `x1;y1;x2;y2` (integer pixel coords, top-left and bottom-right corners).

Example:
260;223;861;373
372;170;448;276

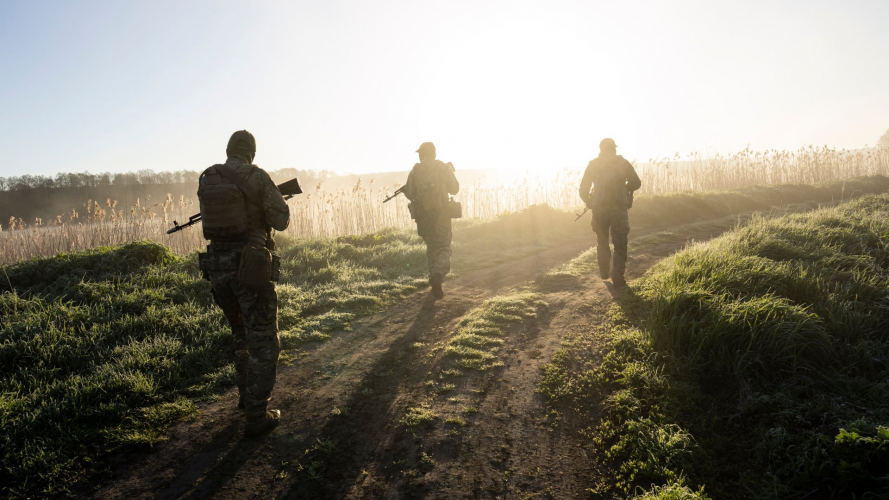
208;241;247;252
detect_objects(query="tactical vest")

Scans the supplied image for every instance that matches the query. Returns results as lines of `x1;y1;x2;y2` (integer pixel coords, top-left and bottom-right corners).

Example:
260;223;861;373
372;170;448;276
198;164;265;241
412;160;449;215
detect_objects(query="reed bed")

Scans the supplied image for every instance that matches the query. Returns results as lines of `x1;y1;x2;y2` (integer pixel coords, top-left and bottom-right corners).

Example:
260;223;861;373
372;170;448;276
2;145;887;265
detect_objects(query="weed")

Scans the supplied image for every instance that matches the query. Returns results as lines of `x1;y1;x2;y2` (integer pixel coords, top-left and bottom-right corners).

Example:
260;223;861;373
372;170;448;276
445;417;467;426
400;404;438;427
444;291;546;370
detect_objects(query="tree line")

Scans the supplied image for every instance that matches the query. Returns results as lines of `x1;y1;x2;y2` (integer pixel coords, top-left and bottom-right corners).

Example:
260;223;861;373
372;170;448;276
0;168;335;192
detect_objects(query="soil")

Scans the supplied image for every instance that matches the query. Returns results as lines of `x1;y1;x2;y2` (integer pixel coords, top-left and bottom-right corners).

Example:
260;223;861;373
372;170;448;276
90;222;734;500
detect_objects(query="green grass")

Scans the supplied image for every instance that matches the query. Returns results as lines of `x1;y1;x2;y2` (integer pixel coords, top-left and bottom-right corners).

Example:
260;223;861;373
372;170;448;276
0;205;582;499
540;194;889;499
444;291;546;370
3;177;888;498
400;404;438;427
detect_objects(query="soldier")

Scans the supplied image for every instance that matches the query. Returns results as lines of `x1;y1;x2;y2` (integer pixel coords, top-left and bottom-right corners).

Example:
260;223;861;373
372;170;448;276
197;130;290;437
403;142;460;299
578;138;642;288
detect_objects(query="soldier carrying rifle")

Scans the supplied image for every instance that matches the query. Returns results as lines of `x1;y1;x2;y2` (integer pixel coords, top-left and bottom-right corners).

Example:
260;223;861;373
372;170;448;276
579;138;641;288
195;130;291;438
401;142;460;299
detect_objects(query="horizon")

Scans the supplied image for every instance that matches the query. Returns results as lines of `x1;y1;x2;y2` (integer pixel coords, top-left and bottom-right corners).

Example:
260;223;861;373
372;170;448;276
1;0;888;178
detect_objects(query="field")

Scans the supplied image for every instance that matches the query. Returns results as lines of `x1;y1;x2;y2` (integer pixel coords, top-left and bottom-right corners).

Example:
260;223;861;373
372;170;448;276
2;145;887;264
2;170;888;499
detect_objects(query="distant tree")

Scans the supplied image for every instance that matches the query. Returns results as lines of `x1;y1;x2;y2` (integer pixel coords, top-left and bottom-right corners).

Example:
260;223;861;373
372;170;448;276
880;127;889;149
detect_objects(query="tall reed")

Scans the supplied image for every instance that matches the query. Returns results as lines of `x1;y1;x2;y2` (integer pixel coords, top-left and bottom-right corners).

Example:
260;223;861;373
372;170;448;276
2;145;887;264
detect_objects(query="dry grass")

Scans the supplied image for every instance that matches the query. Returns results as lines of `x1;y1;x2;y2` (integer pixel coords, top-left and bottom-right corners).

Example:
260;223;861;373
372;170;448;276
2;145;887;264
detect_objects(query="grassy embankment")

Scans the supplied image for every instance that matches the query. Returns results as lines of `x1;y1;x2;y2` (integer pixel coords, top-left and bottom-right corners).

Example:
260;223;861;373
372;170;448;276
1;176;887;498
539;194;889;499
0;204;586;498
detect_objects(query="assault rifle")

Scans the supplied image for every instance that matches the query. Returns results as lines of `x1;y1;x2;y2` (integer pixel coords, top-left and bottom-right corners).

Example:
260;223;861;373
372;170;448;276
574;206;590;222
383;185;406;204
167;178;303;234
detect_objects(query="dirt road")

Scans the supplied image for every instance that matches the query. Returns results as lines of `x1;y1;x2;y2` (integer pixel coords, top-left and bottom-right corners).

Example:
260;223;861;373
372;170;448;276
92;219;737;500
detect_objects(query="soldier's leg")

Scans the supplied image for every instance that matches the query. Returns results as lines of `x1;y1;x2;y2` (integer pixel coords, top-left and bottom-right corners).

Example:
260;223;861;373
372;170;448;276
235;285;281;423
425;240;435;276
416;219;436;278
429;217;453;278
210;275;248;408
592;211;612;279
426;217;452;299
611;210;630;285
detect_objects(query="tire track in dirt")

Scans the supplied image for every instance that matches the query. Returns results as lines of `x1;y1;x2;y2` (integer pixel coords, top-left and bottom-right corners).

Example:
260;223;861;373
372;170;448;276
93;216;749;500
93;239;593;500
319;240;703;499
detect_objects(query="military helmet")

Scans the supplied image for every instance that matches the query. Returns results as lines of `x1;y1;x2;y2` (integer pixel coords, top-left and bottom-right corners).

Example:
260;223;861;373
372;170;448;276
416;142;436;158
227;130;257;160
599;138;617;150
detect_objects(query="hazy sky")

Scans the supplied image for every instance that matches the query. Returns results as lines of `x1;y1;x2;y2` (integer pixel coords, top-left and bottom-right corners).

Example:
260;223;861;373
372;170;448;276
1;0;887;178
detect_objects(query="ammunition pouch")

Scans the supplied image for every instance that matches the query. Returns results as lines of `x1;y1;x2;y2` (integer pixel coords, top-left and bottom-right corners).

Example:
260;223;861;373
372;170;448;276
408;202;417;220
238;244;278;289
198;250;241;280
627;190;634;209
447;199;462;219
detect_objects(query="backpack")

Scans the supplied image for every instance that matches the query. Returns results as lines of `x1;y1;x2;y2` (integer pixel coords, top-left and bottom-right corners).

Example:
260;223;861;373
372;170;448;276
412;161;449;215
198;164;260;240
591;156;631;208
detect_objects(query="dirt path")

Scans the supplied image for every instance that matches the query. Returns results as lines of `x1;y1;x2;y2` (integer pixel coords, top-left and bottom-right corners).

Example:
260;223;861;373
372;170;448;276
92;220;737;500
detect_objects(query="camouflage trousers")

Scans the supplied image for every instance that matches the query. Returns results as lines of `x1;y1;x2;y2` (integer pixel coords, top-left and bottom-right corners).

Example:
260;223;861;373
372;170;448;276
209;271;281;422
591;207;630;279
416;215;453;278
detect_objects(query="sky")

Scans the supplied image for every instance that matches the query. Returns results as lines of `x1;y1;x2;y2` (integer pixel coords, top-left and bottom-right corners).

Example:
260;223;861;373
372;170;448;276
1;0;888;178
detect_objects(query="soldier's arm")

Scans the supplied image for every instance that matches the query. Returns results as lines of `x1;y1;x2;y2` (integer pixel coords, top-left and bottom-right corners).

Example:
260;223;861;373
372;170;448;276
403;168;418;201
445;163;459;195
625;160;642;192
578;161;595;204
258;169;290;231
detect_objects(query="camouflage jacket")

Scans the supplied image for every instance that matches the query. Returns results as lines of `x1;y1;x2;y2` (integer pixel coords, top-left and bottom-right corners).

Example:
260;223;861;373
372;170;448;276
198;157;290;245
579;154;641;209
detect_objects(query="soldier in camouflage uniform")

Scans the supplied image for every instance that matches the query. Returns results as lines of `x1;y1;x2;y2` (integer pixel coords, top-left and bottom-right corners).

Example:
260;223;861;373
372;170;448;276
579;138;642;288
403;142;460;299
197;130;290;437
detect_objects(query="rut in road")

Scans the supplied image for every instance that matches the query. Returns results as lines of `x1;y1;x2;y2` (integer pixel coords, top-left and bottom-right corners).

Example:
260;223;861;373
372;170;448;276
95;214;756;500
95;237;591;499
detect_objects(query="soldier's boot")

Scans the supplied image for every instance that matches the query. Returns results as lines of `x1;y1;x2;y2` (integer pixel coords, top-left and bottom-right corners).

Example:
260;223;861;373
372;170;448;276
245;409;281;438
612;275;627;288
430;273;444;299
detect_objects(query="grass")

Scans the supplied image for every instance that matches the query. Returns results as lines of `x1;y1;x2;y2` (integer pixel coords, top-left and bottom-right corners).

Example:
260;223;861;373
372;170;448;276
0;204;584;499
444;291;546;371
400;404;438;427
4;177;889;498
539;193;889;499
